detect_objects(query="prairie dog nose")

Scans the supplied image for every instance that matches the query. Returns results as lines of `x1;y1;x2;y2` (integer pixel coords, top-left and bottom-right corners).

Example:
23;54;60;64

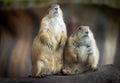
85;31;89;34
55;7;58;10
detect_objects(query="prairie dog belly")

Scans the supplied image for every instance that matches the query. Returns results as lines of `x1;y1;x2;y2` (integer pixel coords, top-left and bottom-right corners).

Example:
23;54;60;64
76;46;88;62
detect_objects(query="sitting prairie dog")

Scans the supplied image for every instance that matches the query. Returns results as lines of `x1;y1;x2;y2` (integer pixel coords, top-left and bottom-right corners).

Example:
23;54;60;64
31;4;67;77
62;26;99;75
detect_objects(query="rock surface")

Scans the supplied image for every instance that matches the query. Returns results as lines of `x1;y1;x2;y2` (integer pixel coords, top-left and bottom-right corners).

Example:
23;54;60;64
0;64;120;83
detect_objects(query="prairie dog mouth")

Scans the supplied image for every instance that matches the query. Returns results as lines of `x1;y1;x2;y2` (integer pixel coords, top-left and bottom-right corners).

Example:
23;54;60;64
83;34;88;37
54;11;58;14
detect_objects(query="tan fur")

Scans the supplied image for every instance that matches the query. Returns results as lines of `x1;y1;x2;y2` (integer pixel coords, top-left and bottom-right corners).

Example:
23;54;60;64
62;26;99;75
31;4;67;77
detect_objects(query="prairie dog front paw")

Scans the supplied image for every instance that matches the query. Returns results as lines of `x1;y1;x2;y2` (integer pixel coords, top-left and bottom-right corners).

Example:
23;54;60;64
40;33;53;49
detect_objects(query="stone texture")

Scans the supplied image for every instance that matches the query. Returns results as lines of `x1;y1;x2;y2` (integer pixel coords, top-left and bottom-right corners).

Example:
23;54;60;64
0;64;120;83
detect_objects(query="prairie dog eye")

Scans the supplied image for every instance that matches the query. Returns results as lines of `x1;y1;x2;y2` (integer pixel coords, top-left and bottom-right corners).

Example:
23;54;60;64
78;27;81;31
49;5;51;8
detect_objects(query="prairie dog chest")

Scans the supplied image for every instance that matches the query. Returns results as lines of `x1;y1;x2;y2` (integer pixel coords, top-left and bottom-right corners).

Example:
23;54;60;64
76;46;88;62
77;46;88;55
51;18;64;33
49;18;65;40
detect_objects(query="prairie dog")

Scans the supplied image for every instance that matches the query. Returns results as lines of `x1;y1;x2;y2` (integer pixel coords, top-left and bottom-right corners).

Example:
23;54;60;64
31;4;67;77
62;26;99;74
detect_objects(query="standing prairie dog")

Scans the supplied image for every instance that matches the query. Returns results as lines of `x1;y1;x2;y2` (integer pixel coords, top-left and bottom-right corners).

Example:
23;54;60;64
62;26;99;75
31;4;67;77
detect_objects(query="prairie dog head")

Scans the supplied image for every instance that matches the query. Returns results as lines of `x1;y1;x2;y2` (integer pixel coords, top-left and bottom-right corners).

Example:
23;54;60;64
48;4;63;17
71;26;94;45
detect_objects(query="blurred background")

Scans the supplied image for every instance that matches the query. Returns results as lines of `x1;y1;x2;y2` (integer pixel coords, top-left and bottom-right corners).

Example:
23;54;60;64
0;0;120;78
